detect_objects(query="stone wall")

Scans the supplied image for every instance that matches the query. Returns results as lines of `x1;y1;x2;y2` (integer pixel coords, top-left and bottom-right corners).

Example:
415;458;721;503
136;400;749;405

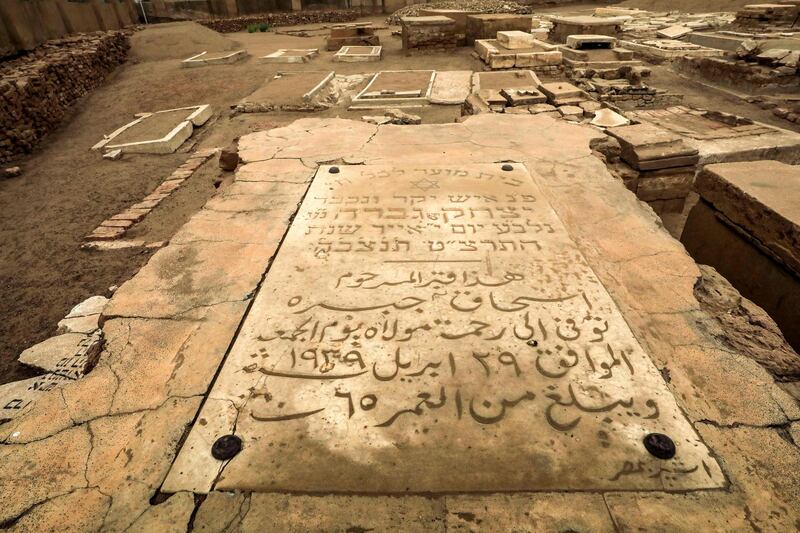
401;16;457;51
599;91;683;110
0;0;136;58
674;55;799;92
198;9;358;31
0;32;130;164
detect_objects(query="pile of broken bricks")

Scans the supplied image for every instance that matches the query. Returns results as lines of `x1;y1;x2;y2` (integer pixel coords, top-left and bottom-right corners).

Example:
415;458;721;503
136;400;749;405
0;295;109;421
83;149;217;245
467;74;630;129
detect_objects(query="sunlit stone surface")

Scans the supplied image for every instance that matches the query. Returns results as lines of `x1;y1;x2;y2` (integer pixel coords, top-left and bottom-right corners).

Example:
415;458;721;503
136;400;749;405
164;163;724;494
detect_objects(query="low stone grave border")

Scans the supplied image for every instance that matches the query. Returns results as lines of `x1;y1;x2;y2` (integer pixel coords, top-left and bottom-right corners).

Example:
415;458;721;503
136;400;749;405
83;149;218;243
92;105;213;155
333;45;382;62
350;70;436;109
259;49;319;64
181;50;248;68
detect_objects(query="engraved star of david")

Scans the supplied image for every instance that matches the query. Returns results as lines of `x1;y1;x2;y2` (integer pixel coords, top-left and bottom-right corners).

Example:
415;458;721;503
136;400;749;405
411;178;440;191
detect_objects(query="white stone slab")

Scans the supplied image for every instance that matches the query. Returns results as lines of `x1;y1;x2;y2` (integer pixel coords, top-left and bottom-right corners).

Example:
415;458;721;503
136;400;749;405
65;295;109;318
95;105;212;154
182;50;248;68
165;163;725;494
497;30;536;49
592;108;631;128
18;331;102;377
430;70;472;105
566;34;617;49
656;25;694;40
259;49;319;64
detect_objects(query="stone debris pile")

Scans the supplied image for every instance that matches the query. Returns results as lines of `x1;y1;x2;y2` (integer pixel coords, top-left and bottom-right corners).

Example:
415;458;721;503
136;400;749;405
0;295;109;421
361;108;422;124
198;10;359;33
387;0;532;25
737;40;800;75
734;3;800;26
620;11;734;39
748;94;800;125
0;31;129;164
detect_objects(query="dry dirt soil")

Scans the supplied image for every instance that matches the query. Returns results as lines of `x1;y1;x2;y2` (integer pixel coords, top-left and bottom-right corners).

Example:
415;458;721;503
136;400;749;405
1;12;798;385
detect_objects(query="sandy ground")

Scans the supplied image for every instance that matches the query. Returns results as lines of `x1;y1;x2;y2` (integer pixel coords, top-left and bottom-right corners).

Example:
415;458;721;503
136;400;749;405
1;11;798;385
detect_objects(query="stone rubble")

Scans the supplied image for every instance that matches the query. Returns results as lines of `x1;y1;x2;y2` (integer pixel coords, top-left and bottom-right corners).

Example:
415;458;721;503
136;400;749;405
387;0;532;26
198;11;359;33
0;31;129;164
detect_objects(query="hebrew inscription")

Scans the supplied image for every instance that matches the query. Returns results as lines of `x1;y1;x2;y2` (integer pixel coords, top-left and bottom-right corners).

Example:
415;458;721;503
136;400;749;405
165;164;724;493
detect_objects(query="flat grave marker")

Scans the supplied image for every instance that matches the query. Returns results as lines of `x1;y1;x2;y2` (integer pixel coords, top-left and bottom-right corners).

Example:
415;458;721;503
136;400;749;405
164;162;725;494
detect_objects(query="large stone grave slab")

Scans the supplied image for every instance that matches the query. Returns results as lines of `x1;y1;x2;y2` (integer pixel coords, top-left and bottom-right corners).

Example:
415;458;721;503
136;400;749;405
163;163;724;494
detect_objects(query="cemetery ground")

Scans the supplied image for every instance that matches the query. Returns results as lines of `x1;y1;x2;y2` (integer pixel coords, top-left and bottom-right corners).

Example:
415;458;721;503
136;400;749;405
1;4;800;532
1;16;795;385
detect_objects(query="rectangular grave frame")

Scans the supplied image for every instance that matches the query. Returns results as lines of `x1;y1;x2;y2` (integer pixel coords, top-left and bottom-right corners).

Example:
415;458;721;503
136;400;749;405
350;70;436;109
333;45;383;62
92;105;213;154
181;50;248;68
163;163;726;495
619;39;725;59
236;71;336;113
259;49;320;64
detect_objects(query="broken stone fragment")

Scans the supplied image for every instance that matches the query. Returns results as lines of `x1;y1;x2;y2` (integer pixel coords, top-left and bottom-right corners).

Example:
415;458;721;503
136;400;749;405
2;166;22;179
102;149;123;161
558;105;584;117
219;143;240;172
362;115;392;125
384;108;422;125
57;313;101;334
591;108;630;128
56;295;108;334
756;48;790;65
528;103;557;114
18;331;102;377
67;295;108;317
737;39;759;57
